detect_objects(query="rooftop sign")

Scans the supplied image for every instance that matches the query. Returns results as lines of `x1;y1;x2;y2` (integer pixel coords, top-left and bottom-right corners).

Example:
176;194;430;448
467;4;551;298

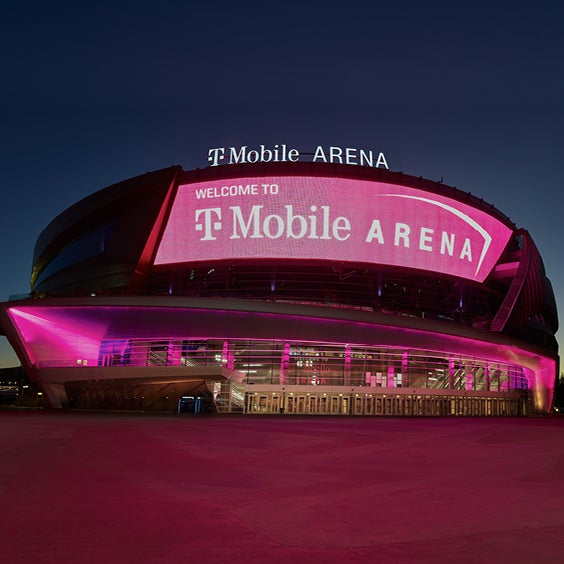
207;145;389;169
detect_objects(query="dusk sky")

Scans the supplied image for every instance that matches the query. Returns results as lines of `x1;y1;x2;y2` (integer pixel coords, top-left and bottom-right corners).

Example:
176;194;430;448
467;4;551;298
1;1;563;367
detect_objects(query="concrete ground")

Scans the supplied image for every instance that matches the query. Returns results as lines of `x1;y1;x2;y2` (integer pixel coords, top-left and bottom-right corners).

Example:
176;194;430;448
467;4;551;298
1;411;564;563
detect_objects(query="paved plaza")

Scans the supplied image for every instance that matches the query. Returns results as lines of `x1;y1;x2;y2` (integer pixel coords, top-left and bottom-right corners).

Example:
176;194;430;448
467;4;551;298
1;411;564;563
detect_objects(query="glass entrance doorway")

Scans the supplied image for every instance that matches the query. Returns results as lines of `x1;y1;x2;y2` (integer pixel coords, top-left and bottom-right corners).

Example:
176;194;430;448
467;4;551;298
244;391;525;416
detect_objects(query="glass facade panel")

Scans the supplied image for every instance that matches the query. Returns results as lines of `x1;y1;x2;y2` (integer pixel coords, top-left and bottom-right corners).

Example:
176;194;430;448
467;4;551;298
35;220;118;286
95;337;529;401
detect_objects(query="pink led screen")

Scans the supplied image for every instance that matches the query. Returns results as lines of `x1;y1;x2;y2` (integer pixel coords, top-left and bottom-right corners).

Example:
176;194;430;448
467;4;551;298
155;176;513;282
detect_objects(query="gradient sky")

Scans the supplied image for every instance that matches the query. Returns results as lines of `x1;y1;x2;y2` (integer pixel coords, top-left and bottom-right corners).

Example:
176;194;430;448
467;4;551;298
1;0;563;367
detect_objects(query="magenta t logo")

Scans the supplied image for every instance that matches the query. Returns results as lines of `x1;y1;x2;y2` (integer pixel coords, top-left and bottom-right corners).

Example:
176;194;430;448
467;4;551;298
195;208;222;240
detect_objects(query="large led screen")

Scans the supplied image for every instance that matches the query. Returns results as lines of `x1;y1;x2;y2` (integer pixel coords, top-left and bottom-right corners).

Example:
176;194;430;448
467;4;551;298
155;176;513;282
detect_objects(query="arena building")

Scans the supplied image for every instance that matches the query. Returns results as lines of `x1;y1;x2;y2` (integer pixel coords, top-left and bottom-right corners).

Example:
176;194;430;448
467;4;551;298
0;159;558;415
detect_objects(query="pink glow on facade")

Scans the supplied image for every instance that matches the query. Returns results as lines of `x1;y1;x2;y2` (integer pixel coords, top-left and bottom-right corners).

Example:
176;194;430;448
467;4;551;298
8;307;109;367
155;176;513;282
5;302;555;412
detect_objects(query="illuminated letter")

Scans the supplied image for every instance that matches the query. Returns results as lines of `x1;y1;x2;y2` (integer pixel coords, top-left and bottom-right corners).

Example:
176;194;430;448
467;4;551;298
440;232;455;256
359;150;373;167
419;227;433;251
459;238;472;261
395;223;410;247
285;205;307;239
329;146;343;163
229;146;247;164
195;208;222;240
365;220;385;243
376;152;389;169
320;206;331;239
288;148;300;162
259;145;273;162
208;148;225;167
263;214;284;238
345;147;357;165
333;216;351;240
230;205;263;239
312;146;327;162
246;150;259;163
307;206;318;238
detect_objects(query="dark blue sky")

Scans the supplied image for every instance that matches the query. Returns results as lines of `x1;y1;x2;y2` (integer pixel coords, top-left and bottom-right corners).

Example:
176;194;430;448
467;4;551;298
1;0;563;366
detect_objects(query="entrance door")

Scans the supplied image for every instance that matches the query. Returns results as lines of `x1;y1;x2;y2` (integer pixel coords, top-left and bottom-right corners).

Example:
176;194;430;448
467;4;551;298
375;397;384;415
286;395;295;413
308;395;317;414
330;396;340;414
352;396;363;415
271;395;280;413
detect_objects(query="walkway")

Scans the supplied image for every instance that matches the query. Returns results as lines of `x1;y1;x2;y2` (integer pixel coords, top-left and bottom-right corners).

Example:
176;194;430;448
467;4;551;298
1;411;563;563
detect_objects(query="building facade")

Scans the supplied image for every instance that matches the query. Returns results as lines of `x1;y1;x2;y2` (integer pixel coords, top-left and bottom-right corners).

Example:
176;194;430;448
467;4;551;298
0;162;558;415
